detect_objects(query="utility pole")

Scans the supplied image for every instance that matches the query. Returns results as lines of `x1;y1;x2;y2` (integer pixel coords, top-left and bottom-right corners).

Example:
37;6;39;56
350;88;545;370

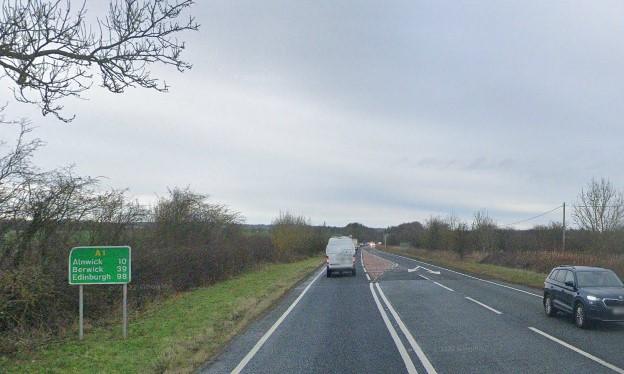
562;202;566;252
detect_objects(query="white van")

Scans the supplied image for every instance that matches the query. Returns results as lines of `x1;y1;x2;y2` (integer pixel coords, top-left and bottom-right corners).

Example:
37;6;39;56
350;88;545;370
325;236;356;277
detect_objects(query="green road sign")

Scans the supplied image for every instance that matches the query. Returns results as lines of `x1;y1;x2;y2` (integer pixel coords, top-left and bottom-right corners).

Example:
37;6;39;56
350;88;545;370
69;246;131;285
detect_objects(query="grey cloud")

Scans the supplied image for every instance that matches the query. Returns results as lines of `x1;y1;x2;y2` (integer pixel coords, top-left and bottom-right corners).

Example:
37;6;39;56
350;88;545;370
1;0;624;228
407;157;517;172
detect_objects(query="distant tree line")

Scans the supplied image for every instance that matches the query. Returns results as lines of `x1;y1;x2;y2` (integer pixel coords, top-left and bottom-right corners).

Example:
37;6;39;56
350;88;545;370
386;178;624;257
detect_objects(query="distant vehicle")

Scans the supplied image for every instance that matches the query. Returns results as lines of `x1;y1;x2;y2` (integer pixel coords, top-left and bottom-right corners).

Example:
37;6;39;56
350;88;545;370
543;265;624;328
325;236;356;277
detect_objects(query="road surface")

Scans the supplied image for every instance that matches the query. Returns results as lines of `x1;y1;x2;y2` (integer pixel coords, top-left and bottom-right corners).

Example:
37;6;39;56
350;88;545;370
201;248;624;373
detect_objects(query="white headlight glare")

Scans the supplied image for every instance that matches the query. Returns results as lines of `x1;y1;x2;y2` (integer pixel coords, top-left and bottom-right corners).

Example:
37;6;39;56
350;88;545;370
586;295;600;301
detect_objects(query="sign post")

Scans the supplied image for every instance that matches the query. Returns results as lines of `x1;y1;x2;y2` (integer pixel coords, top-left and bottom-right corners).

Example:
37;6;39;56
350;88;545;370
79;285;84;340
123;283;127;339
69;246;131;339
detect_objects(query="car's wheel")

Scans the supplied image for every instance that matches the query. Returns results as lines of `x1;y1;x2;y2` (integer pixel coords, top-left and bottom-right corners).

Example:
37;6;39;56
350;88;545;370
326;268;332;278
544;295;556;317
574;303;589;328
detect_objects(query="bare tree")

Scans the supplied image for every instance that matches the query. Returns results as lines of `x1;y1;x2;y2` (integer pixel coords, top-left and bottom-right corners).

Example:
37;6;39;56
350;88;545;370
444;212;459;231
0;118;44;218
472;209;495;230
154;187;241;247
86;188;148;244
424;215;448;250
13;167;100;264
573;178;624;232
472;209;497;251
0;0;199;121
454;222;469;259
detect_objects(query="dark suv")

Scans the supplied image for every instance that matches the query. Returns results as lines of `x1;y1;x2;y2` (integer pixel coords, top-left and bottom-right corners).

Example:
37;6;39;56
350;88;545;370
543;265;624;328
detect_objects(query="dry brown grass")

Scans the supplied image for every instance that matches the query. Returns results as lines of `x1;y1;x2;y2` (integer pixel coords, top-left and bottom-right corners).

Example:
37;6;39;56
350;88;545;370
482;250;624;277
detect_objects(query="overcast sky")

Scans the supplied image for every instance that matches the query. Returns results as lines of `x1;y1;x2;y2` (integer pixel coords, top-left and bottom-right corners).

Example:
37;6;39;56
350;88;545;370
2;0;624;228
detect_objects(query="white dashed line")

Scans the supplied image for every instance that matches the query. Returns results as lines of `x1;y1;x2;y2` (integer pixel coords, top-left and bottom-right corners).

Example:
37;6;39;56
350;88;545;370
417;274;453;292
464;296;502;315
432;281;454;292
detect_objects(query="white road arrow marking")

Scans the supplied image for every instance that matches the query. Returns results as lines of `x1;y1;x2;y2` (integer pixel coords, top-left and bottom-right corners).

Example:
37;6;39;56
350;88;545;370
407;265;440;275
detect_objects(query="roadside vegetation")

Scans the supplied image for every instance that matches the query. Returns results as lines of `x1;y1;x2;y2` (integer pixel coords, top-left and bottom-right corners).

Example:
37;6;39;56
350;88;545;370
0;123;332;361
0;257;321;373
0;125;374;368
383;178;624;287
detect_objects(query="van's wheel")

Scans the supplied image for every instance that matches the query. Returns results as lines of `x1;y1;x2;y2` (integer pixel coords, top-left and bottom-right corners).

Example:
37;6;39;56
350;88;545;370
326;268;332;278
544;295;556;317
352;268;356;276
574;303;589;328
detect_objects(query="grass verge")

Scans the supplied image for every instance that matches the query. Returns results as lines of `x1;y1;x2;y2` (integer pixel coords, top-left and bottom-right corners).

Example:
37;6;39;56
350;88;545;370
382;246;547;289
1;257;322;373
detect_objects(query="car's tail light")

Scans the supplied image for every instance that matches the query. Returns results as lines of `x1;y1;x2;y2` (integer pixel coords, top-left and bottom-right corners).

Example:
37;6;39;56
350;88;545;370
325;255;329;264
352;256;356;264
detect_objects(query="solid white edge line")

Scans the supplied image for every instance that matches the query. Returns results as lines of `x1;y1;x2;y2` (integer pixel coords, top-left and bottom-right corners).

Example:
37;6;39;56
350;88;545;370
369;283;418;374
432;281;454;292
383;251;542;298
464;296;503;315
361;249;368;274
419;274;431;280
528;327;624;374
375;283;438;374
231;269;324;374
365;273;371;281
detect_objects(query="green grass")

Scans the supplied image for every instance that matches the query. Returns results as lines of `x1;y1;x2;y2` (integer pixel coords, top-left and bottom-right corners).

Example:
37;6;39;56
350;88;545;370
1;257;322;373
383;247;547;289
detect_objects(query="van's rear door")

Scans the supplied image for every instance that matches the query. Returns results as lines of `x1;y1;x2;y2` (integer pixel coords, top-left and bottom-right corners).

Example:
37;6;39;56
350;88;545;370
328;247;353;267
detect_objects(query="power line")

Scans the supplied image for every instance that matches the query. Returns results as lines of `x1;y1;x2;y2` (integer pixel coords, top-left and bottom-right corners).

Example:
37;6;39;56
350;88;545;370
501;205;563;228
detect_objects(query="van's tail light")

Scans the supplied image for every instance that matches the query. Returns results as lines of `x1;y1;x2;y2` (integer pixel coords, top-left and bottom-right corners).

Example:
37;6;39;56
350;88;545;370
325;255;329;264
352;256;356;264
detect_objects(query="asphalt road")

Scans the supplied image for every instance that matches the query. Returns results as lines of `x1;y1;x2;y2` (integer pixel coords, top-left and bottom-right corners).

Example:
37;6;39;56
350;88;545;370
201;248;624;374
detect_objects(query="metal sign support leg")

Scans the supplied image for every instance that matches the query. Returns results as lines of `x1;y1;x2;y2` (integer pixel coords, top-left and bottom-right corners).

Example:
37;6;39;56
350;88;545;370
79;285;84;340
122;284;127;339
